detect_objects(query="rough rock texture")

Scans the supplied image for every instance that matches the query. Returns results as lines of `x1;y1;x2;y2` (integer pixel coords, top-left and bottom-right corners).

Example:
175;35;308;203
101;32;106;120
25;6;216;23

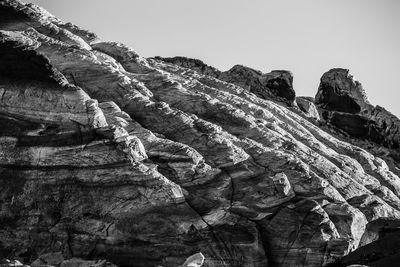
296;97;320;120
316;68;400;149
328;228;400;267
316;69;369;114
157;56;296;105
1;1;400;267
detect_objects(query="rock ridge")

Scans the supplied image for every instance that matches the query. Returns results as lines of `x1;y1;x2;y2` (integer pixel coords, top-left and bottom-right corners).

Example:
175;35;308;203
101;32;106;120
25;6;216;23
0;1;400;267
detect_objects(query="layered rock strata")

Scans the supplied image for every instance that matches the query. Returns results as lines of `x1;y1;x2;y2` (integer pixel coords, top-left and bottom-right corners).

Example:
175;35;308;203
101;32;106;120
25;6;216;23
156;56;296;105
1;1;400;267
296;97;320;121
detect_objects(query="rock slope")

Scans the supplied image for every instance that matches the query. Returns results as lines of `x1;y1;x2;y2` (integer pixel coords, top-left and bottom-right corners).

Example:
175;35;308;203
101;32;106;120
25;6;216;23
1;1;400;267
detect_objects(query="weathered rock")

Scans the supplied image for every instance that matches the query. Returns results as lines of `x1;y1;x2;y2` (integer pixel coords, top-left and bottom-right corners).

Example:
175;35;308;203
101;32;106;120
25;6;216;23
0;0;91;49
316;68;400;149
179;253;205;267
328;229;400;267
154;56;221;78
59;258;117;267
220;66;296;105
323;202;367;251
316;68;369;114
156;56;296;105
92;42;150;73
1;1;400;267
358;217;400;247
258;200;342;266
9;253;117;267
0;260;28;267
296;96;320;120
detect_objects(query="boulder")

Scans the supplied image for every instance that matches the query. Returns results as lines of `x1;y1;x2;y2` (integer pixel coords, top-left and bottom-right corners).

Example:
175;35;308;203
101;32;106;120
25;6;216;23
156;57;296;105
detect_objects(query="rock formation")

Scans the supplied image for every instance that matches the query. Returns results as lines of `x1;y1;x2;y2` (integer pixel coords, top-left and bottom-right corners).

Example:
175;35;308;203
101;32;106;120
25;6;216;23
296;97;320;120
1;1;400;267
157;56;296;105
316;68;400;149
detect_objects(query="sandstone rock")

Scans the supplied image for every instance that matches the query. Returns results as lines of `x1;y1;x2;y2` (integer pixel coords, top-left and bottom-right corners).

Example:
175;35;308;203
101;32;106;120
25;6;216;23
156;56;296;105
156;56;221;78
179;252;205;267
258;200;342;266
92;42;150;73
323;202;367;251
1;1;400;267
358;217;400;247
316;68;370;114
59;258;116;267
31;252;64;266
316;68;400;149
328;229;400;267
0;260;27;267
0;0;91;49
296;96;320;120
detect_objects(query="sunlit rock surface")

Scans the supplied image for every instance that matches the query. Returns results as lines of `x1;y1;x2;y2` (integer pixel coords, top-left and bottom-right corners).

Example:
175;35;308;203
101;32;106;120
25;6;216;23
157;56;296;105
296;97;320;121
1;1;400;266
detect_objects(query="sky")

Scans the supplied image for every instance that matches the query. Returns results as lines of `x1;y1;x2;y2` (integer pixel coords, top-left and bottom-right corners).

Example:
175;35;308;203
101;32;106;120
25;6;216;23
27;0;400;117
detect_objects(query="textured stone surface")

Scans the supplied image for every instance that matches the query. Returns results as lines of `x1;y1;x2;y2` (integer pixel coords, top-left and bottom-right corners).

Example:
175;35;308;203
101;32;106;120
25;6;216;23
316;68;400;149
157;56;296;105
180;253;205;267
296;97;320;120
316;68;369;114
328;229;400;267
1;1;400;267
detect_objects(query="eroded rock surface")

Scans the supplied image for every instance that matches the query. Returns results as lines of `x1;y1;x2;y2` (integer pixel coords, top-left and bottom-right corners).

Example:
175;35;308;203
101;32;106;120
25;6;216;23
316;68;400;149
296;97;320;120
157;56;296;105
1;1;400;267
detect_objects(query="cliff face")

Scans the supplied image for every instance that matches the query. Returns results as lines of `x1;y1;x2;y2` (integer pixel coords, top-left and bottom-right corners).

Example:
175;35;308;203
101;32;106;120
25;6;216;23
1;1;400;267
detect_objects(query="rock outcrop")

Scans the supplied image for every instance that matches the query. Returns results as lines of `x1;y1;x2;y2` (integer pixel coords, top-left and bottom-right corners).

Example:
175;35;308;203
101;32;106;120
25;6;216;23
157;56;296;105
316;68;400;149
328;226;400;267
296;97;320;120
1;1;400;267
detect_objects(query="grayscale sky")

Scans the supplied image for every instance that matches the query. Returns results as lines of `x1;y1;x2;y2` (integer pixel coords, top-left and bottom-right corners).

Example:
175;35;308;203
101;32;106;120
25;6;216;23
27;0;400;116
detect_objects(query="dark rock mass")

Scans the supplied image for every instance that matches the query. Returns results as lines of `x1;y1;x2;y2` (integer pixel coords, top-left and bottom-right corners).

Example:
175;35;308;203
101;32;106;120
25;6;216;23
316;68;369;114
316;68;400;149
0;1;400;267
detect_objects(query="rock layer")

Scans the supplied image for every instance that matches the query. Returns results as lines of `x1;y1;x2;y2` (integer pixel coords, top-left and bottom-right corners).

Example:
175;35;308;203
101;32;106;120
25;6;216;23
1;1;400;267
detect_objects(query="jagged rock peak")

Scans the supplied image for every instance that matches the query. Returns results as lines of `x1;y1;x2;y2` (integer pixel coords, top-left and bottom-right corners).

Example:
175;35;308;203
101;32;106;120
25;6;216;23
316;68;370;113
153;56;222;77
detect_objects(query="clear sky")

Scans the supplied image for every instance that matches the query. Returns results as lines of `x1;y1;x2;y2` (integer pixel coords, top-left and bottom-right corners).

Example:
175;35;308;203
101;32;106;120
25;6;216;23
26;0;400;116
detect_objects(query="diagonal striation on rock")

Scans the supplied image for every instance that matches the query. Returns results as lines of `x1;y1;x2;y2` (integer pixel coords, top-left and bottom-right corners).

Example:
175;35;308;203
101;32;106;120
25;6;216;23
0;1;400;266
